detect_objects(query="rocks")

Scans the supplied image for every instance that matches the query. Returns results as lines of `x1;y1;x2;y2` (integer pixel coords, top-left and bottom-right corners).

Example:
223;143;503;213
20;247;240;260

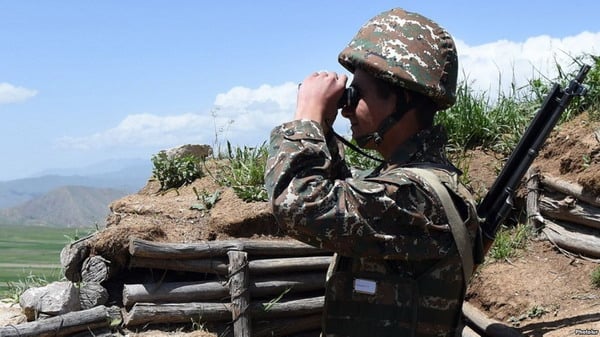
19;281;80;321
19;281;109;321
163;144;212;160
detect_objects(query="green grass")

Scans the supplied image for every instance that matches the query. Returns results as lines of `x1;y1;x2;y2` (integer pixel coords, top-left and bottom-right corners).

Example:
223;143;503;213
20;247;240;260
591;265;600;288
212;141;269;202
0;226;93;299
488;223;532;261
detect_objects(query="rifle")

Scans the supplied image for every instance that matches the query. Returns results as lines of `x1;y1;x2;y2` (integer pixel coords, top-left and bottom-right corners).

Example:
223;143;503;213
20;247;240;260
476;64;591;257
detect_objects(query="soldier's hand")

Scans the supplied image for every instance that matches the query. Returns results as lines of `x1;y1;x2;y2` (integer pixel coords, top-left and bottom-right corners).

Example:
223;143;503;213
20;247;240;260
295;71;347;133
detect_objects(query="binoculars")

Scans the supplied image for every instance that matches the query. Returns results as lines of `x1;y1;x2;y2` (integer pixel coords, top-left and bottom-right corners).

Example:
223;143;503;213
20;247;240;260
337;86;359;109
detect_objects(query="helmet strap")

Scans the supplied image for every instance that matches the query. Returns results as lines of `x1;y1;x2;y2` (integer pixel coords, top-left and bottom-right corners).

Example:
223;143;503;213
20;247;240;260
354;91;413;148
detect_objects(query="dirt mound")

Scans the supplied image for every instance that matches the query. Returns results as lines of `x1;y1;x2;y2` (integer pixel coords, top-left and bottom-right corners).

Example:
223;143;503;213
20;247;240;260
464;111;600;336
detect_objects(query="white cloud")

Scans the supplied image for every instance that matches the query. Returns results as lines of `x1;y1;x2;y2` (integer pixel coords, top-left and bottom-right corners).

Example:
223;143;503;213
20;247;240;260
55;113;214;150
0;83;37;104
55;82;299;151
55;31;600;152
456;31;600;96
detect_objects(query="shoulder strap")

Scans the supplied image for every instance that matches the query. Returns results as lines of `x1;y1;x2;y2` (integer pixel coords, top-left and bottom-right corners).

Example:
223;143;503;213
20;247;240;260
403;168;474;287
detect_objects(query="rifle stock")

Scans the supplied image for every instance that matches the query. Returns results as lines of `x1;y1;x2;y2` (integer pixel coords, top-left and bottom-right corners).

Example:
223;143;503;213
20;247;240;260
476;64;591;257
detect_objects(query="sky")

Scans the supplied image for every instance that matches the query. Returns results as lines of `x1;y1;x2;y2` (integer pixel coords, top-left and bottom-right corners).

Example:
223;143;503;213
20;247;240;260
1;1;599;181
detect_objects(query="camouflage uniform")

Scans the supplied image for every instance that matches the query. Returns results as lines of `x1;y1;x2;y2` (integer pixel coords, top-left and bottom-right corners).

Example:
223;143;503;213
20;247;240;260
265;8;480;337
265;121;479;336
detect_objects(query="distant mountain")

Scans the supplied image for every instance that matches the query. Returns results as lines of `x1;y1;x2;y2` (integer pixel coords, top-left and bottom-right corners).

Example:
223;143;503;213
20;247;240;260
0;160;152;209
0;185;128;228
33;158;151;177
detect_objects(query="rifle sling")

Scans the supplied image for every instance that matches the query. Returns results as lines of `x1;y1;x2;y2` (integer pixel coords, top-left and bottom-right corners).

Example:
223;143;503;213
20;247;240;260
404;168;473;287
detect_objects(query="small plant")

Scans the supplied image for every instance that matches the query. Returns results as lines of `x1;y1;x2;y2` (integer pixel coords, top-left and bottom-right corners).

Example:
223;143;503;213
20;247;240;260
591;265;600;288
190;314;207;331
527;305;549;319
191;188;221;212
507;305;550;327
216;141;268;202
5;273;50;303
263;287;292;312
151;152;204;191
489;223;532;261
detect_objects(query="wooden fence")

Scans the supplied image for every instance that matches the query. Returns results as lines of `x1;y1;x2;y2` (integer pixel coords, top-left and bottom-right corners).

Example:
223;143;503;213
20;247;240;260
122;238;331;337
2;237;524;336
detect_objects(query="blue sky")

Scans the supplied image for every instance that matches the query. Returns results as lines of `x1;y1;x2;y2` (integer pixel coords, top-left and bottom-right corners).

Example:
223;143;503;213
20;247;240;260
1;1;599;180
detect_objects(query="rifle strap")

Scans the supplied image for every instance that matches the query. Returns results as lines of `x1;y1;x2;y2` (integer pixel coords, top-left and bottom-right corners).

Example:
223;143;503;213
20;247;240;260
404;168;474;287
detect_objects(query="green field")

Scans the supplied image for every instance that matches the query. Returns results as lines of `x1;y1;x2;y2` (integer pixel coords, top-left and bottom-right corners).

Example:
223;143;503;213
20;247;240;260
0;226;94;299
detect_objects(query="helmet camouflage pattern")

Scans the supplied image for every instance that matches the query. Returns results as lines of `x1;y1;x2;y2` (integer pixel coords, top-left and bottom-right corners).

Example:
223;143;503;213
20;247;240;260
338;8;458;110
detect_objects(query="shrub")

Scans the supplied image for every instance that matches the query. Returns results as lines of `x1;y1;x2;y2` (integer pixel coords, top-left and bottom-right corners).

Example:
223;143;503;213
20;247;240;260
216;141;268;202
151;152;204;191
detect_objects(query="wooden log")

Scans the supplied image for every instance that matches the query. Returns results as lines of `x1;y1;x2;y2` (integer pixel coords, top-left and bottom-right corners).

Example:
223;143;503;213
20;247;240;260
462;302;523;337
122;271;325;306
128;256;331;275
228;250;251;337
79;282;109;309
541;174;600;207
81;255;112;283
123;297;325;328
60;233;94;282
0;305;121;337
253;314;322;337
461;324;482;337
249;296;323;319
129;256;229;275
542;218;600;258
123;302;231;326
123;280;229;307
526;168;543;229
68;328;115;337
250;272;325;298
539;193;600;230
287;331;321;337
248;256;332;275
129;238;327;259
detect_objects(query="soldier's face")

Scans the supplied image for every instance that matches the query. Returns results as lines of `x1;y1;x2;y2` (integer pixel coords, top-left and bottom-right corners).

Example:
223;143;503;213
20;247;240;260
341;69;397;145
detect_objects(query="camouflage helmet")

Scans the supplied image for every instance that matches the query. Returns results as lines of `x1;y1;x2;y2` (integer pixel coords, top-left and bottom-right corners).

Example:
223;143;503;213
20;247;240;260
338;8;458;110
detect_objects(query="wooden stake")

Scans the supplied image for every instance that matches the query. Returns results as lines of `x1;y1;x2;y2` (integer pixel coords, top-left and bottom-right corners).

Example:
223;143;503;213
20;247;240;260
228;250;251;337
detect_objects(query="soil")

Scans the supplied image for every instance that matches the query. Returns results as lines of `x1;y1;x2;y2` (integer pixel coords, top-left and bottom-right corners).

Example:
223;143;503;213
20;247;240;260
2;112;600;336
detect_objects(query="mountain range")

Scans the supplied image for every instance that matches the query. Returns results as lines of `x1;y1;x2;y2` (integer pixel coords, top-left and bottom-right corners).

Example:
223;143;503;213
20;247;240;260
0;159;153;228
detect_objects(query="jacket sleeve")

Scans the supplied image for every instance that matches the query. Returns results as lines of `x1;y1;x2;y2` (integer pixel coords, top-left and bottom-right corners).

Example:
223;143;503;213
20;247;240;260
264;119;454;260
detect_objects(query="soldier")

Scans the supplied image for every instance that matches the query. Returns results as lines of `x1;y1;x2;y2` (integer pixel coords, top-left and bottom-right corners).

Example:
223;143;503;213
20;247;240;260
265;8;482;337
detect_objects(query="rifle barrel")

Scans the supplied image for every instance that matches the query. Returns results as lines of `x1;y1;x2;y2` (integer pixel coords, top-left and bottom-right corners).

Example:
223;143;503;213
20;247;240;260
477;64;591;242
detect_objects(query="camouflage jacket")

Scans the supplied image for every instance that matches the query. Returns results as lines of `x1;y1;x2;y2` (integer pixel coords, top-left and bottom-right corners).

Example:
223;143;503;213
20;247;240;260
265;119;480;337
